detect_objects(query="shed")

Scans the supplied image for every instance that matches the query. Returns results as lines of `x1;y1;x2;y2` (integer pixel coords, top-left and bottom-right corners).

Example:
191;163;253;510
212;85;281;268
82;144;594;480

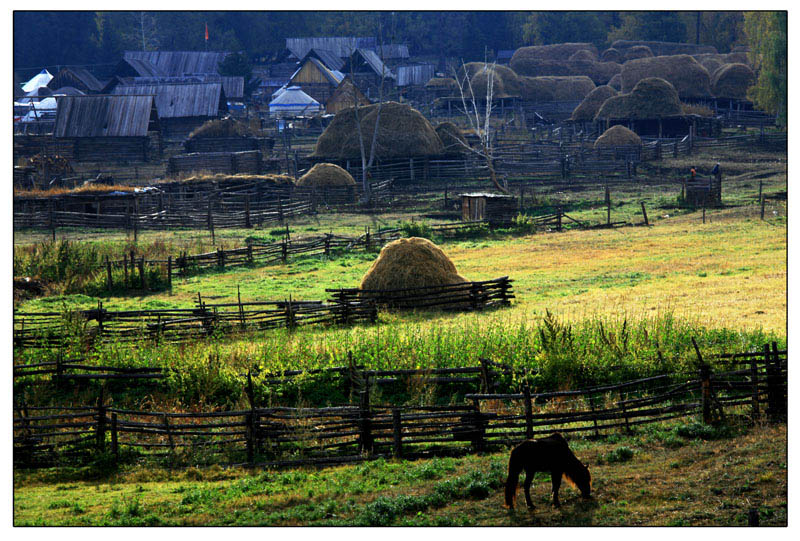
326;76;370;114
112;82;227;140
53;94;159;162
47;68;105;94
460;192;517;224
269;86;322;117
288;57;344;104
396;64;435;87
123;51;231;76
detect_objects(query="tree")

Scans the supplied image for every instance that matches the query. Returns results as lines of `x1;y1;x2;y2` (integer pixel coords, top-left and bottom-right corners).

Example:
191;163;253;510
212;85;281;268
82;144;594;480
218;52;259;97
522;12;609;49
680;11;745;53
608;12;688;43
744;11;787;126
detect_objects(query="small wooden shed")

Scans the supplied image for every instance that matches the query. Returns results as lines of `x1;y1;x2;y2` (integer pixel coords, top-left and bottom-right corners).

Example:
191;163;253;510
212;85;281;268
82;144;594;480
460;192;517;224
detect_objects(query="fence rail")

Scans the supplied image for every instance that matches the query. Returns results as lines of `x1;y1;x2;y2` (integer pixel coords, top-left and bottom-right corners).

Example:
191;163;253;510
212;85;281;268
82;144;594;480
13;343;786;469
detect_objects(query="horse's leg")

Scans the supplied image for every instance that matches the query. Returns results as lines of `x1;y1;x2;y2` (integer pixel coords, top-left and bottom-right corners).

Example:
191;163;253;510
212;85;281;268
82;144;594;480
523;467;535;509
550;470;562;508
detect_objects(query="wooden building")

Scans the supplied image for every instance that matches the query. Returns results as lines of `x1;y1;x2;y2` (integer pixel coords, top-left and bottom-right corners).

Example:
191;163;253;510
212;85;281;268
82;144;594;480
326;76;370;114
123;51;231;76
107;75;245;101
53;94;159;162
47;68;105;94
112;82;227;140
288;57;344;104
342;49;395;98
460;193;517;224
285;37;376;61
112;58;166;78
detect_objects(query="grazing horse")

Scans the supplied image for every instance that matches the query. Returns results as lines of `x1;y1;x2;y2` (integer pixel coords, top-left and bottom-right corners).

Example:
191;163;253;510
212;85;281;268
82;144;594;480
505;433;592;509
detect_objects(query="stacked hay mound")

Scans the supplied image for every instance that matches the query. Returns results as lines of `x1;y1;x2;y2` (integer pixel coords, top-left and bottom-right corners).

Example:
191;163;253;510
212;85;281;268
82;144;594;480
571;85;618;122
177;173;294;187
595;77;682;121
296;163;355;187
510;43;599;69
359;237;469;308
459;62;522;99
511;45;618;84
519;76;595;102
601;48;623;63
569;49;598;62
623;45;654;61
608;73;622;91
425;77;459;93
572;61;622;85
610;40;717;57
620;55;712;99
594;125;642;148
312;102;444;161
435;122;469;155
698;57;725;76
710;63;755;100
188;117;256;139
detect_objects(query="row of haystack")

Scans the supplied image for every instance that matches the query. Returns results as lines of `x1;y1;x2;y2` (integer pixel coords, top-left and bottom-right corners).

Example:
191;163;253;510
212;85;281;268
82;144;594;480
187;117;259;140
313;102;470;161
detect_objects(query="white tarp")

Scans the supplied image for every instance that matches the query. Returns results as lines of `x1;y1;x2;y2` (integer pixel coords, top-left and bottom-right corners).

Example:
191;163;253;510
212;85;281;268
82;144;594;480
269;86;322;117
22;69;53;93
20;97;58;122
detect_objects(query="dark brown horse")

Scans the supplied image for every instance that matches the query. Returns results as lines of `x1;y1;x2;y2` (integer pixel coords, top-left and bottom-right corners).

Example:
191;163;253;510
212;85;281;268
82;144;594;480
505;433;592;509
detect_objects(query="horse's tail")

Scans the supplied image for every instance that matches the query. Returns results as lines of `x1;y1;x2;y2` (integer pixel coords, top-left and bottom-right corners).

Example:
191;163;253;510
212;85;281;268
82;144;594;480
505;444;525;508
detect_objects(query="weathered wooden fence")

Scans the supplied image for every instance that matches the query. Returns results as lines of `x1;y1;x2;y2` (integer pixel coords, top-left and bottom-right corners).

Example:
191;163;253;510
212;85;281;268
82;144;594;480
13;344;786;469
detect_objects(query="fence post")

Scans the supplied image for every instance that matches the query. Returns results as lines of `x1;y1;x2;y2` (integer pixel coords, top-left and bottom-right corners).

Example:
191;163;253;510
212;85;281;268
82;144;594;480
641;202;649;226
748;508;760;527
605;185;611;226
245;194;251;229
772;342;785;419
217;248;224;269
96;390;106;452
138;258;145;290
247;244;254;264
760;195;766;220
700;363;712;424
589;397;600;438
750;356;761;421
208;199;215;245
392;408;403;458
133;196;139;243
106;256;113;291
281;239;287;263
246;412;255;465
359;379;373;456
167;256;172;290
470;397;486;452
479;357;493;393
620;391;632;434
111;412;118;462
523;385;533;440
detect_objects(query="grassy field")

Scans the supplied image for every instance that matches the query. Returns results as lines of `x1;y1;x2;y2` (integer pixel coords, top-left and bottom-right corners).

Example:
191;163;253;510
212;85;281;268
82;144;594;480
13;421;787;526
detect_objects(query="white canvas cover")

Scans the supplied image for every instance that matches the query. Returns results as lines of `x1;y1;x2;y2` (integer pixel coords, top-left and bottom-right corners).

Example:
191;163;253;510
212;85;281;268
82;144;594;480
269;86;322;117
22;69;53;92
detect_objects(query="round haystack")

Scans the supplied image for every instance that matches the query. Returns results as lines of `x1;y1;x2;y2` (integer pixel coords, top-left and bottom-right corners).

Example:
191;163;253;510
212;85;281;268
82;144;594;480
460;62;522;99
508;59;575;77
623;45;654;62
511;43;599;68
519;76;595;102
725;52;750;65
608;73;622;91
572;61;622;85
425;77;458;91
611;40;717;57
699;57;724;76
620;55;711;99
571;85;617;122
595;77;682;121
359;237;468;292
569;49;598;62
711;63;755;100
296;163;356;187
188;117;256;140
312;102;443;160
601;48;623;63
435;122;469;155
594;125;642;148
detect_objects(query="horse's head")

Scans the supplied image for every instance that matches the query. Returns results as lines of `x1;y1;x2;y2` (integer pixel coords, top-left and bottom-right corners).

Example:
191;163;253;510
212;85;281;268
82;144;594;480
566;462;592;499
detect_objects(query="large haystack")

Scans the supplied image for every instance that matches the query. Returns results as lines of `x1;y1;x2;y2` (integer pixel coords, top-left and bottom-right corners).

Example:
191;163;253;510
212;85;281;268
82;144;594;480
519;76;595;102
699;57;725;76
460;62;522;99
595;77;682;120
711;63;755;100
601;48;623;63
571;85;618;122
594;125;642;148
435;122;469;155
569;49;598;62
508;59;575;77
296;163;356;187
620;55;712;99
173;173;294;186
359;237;468;292
608;73;622;91
312;102;444;160
611;40;717;56
510;43;599;68
623;45;654;61
426;77;458;91
574;61;622;85
188;117;257;140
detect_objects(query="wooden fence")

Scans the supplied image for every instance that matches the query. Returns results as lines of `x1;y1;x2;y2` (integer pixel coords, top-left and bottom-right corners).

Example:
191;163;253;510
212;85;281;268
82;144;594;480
13;343;786;469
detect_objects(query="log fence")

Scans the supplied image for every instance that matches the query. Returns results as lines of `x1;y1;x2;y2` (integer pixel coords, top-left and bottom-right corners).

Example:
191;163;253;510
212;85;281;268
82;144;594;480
13;343;786;469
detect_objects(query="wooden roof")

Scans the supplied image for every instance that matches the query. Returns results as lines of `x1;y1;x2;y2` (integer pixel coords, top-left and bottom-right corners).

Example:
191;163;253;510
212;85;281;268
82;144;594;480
47;68;105;93
54;95;158;138
112;82;226;118
286;37;376;60
123;51;230;76
300;48;345;72
113;58;166;78
115;75;244;100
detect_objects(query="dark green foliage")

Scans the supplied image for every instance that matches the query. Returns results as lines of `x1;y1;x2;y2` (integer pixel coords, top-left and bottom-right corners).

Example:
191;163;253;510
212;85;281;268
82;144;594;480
603;446;635;463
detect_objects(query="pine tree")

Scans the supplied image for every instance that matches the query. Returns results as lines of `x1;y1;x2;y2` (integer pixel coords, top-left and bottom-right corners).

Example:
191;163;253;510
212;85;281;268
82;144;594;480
744;11;787;126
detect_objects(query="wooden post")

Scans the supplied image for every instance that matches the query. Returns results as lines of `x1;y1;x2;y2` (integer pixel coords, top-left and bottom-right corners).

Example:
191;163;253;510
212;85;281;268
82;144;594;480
138;257;145;290
163;414;175;462
523;385;533;440
760;195;766;220
133;196;139;243
111;412;118;462
589;398;600;437
765;343;778;421
392;408;403;458
620;392;632;434
167;256;172;290
479;357;493;393
700;363;712;424
106;256;113;291
247;244;253;264
123;255;128;288
245;195;251;228
217;248;224;269
750;357;761;421
758;180;763;205
470;397;485;452
96;390;106;452
702;206;706;224
359;380;373;456
772;342;785;419
605;185;611;226
246;412;255;464
208;199;215;245
641;202;649;226
748;508;760;527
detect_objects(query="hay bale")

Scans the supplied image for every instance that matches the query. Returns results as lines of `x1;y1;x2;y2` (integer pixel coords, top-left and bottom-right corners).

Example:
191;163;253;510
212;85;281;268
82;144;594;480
711;63;755;99
459;62;522;99
508;59;575;77
174;173;294;186
511;43;598;68
296;163;356;187
426;77;458;90
595;77;682;120
601;48;623;63
519;76;595;102
623;45;654;61
571;85;618;122
725;52;750;65
594;125;642;148
611;40;717;56
435;122;469;155
572;61;622;85
313;102;443;160
359;237;468;293
699;57;725;76
188;117;257;140
608;73;622;91
621;55;711;98
569;49;598;62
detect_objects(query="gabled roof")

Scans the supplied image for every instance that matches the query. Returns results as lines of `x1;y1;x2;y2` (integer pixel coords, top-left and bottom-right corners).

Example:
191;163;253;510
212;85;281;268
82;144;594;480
300;48;345;72
112;82;226;118
290;57;344;87
113;58;166;78
378;44;410;60
117;75;244;99
54;95;158;138
286;37;376;59
351;48;394;79
123;51;231;76
47;68;105;93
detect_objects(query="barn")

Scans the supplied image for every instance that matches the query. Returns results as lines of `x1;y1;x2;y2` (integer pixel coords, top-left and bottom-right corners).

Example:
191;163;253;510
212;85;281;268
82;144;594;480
288;57;344;104
53;94;159;162
112;82;227;140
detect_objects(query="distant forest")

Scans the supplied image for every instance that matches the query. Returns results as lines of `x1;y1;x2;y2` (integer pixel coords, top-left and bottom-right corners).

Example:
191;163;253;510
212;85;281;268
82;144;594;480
14;11;748;75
